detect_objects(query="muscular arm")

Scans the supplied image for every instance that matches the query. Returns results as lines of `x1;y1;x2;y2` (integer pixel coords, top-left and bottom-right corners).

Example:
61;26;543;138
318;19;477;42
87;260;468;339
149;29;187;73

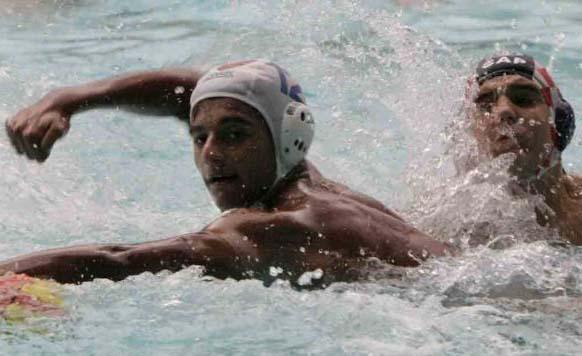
0;232;250;284
5;68;203;161
0;204;451;284
52;68;201;118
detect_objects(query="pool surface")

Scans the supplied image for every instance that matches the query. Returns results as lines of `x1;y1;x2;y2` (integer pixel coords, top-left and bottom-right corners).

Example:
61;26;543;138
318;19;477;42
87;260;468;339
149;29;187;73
1;0;581;354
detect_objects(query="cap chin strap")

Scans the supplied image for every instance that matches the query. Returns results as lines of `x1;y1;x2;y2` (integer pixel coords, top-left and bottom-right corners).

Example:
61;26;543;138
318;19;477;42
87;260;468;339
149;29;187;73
250;163;305;209
250;102;314;208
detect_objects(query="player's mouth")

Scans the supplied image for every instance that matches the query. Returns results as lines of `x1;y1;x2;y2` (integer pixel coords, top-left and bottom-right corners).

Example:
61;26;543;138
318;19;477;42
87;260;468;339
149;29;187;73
206;174;238;185
489;133;519;155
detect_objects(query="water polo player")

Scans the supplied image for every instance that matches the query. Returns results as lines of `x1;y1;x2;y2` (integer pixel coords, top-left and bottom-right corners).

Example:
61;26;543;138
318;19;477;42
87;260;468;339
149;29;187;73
467;53;582;244
2;60;450;285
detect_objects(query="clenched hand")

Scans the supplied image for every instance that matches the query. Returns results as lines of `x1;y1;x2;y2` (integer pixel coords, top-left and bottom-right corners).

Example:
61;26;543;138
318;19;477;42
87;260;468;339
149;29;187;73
5;93;71;162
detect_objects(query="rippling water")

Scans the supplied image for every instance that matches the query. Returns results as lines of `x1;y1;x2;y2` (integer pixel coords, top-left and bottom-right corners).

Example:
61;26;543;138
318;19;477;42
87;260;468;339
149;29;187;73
1;0;581;354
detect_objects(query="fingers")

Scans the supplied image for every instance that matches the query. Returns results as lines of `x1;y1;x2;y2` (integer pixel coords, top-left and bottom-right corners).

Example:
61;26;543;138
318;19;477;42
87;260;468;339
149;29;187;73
5;118;24;154
5;110;32;156
21;127;42;161
39;117;69;162
5;111;69;162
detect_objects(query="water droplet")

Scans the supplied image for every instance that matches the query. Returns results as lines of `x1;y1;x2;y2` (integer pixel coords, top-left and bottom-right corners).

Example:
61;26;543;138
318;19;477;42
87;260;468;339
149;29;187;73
299;246;306;253
543;143;552;153
269;266;283;277
174;86;185;94
296;268;324;286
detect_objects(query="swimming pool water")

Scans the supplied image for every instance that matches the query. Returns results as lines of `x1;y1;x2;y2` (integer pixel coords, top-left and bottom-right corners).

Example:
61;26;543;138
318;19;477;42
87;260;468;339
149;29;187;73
1;0;581;354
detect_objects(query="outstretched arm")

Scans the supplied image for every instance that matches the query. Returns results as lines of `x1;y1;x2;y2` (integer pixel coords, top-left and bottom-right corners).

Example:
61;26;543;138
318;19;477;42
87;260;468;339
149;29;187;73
0;232;249;284
5;68;203;162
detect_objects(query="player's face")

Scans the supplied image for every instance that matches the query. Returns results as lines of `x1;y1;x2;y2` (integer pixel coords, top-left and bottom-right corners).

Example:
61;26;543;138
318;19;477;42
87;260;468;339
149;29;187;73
470;74;554;176
190;98;277;211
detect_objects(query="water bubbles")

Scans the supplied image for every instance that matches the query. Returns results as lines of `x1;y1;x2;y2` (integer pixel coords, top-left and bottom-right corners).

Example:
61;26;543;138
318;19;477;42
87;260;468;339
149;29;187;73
299;246;306;253
269;266;284;277
0;66;10;79
528;120;536;127
517;117;525;125
549;187;557;195
174;86;185;94
297;268;324;286
543;143;552;153
406;249;423;264
162;299;182;308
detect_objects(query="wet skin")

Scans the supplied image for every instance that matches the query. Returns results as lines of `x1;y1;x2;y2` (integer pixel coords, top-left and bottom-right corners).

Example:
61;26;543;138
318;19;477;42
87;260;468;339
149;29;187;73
1;69;450;285
470;74;582;245
191;98;277;211
471;74;554;178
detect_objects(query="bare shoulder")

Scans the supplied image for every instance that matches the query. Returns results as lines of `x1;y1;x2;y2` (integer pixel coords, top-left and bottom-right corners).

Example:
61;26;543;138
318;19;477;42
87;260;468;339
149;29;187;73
304;175;405;221
202;207;313;244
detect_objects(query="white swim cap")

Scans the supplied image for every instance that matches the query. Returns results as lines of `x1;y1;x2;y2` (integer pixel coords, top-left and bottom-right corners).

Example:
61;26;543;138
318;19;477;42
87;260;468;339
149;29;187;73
190;59;315;182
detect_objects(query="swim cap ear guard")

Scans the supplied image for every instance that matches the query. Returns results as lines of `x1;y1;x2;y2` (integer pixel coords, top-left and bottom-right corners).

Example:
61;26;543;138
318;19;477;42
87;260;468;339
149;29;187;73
280;101;314;176
475;53;576;151
189;59;315;186
553;91;576;151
